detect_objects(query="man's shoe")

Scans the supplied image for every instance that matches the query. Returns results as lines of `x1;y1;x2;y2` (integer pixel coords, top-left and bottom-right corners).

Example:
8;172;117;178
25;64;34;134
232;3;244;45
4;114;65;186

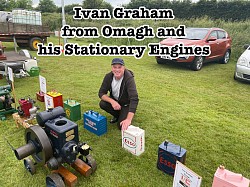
110;117;118;124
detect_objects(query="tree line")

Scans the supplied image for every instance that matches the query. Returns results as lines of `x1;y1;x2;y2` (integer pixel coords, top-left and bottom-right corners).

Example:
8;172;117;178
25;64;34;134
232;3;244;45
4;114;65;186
0;0;113;13
125;0;250;21
0;0;249;21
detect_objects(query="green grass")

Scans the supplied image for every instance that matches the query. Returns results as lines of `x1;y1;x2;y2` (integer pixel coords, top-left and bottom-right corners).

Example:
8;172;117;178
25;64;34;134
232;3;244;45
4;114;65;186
0;20;250;187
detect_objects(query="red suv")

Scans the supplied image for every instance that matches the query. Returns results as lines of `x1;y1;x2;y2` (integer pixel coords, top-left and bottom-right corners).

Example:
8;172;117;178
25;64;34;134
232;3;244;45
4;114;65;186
155;28;232;70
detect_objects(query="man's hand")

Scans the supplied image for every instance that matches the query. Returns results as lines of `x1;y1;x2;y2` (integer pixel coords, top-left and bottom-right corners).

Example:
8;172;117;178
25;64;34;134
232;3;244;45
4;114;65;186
101;95;121;110
111;100;121;110
120;118;132;131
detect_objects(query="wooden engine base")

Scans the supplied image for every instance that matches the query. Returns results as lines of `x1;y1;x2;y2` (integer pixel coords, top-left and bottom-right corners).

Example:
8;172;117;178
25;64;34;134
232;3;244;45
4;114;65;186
53;158;93;187
12;112;35;128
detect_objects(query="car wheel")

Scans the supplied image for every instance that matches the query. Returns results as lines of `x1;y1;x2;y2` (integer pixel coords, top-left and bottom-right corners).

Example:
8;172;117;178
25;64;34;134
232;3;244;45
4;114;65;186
156;58;166;64
157;61;166;64
234;72;238;80
191;56;204;71
221;50;231;64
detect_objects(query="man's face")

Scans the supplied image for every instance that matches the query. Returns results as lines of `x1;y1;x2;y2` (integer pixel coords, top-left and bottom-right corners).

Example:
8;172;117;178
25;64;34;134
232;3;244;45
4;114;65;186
112;64;125;79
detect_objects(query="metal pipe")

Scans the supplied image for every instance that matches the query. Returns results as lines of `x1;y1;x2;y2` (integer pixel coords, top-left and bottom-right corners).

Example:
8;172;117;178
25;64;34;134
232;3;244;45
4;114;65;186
61;0;67;45
14;142;36;160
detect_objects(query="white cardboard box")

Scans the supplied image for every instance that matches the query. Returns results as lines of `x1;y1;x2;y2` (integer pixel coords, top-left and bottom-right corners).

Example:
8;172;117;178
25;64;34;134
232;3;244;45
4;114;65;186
122;125;145;156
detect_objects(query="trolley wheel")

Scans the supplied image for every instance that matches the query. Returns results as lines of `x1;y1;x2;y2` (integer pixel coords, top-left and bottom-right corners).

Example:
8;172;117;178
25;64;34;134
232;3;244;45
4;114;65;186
46;173;65;187
23;158;36;175
29;37;43;51
86;155;97;173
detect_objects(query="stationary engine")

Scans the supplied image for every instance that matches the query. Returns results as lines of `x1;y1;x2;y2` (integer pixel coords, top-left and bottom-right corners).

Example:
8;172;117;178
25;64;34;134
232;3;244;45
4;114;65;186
0;85;16;120
17;97;39;119
0;85;14;110
13;106;96;186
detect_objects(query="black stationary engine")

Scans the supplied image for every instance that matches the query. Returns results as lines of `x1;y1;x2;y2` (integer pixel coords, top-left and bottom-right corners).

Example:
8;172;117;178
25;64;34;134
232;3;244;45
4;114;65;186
14;106;97;176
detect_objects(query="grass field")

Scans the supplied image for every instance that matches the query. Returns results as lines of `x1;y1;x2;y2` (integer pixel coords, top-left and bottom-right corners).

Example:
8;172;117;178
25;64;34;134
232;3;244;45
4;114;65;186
0;19;250;187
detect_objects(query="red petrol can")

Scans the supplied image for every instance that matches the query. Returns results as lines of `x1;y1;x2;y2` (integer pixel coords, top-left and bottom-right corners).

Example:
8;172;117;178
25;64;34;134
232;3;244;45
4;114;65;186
36;91;45;102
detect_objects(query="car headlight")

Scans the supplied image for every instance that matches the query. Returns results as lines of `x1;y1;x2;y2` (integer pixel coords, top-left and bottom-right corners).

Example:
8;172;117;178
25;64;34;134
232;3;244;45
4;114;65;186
237;57;248;67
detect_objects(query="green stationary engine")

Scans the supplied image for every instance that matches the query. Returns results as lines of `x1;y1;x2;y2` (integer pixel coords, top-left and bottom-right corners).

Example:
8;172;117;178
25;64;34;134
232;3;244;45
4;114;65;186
0;85;16;120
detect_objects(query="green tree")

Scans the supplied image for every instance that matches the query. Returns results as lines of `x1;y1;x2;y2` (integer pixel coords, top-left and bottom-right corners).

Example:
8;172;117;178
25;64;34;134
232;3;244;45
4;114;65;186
37;0;57;13
57;4;81;15
3;0;33;11
0;0;8;10
100;1;113;12
126;0;151;8
16;0;32;9
6;0;16;11
82;0;112;9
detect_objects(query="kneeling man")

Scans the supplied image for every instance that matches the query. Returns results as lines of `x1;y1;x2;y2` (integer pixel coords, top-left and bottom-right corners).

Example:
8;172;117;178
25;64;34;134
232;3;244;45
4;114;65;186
98;58;139;131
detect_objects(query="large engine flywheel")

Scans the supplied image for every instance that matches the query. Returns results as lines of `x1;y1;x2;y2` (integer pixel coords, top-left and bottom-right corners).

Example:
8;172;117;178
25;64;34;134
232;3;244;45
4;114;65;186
25;125;53;164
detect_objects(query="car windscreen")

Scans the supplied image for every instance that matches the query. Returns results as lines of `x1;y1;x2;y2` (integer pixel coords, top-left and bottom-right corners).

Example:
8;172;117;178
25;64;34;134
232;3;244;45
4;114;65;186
177;28;209;40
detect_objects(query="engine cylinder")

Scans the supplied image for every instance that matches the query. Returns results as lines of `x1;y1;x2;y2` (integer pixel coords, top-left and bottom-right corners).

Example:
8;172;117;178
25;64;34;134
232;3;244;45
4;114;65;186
14;142;36;160
36;106;66;127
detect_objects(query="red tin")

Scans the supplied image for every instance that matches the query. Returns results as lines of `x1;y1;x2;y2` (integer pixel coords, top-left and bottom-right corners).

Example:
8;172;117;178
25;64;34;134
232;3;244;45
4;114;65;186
36;91;45;102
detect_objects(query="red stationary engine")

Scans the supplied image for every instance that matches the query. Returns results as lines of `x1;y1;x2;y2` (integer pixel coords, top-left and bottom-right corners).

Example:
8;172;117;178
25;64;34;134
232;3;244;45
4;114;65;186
17;97;38;118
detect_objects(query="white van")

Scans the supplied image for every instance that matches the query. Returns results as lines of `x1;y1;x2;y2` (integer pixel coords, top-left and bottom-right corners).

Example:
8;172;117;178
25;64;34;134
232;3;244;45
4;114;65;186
234;44;250;82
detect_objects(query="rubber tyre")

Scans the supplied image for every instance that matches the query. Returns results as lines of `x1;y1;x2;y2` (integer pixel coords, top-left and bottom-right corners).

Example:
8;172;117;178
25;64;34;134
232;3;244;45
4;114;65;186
46;173;65;187
86;154;97;173
191;56;204;71
221;50;231;64
29;37;43;51
234;72;238;80
157;59;166;64
24;158;36;175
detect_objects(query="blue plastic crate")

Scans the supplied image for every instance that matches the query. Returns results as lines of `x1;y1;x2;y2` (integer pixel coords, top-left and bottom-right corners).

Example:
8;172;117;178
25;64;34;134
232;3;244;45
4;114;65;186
83;110;107;136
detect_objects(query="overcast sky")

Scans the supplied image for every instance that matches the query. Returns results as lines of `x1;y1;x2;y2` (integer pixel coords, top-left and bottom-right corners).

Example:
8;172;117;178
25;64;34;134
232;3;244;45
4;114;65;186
32;0;131;7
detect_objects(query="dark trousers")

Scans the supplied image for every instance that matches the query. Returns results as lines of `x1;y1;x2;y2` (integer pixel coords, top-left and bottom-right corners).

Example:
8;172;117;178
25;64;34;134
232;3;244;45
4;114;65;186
99;100;129;129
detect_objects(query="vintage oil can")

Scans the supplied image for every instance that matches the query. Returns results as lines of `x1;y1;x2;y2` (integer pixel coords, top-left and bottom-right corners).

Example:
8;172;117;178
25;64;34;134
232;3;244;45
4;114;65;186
157;140;187;176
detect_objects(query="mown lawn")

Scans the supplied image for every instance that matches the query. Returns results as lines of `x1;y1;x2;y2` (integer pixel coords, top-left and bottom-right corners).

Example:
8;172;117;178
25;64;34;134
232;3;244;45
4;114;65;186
0;32;249;187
